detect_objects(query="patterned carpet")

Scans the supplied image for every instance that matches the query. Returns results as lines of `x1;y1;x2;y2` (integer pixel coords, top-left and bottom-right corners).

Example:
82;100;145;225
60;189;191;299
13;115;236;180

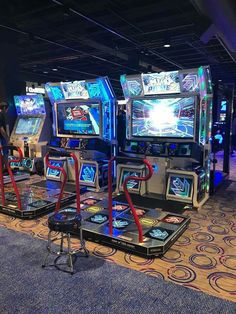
1;155;236;303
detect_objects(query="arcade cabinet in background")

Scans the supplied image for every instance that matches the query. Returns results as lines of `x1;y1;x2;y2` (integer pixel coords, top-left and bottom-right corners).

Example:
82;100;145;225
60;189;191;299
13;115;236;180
118;66;213;209
6;95;51;181
210;83;234;192
44;78;116;191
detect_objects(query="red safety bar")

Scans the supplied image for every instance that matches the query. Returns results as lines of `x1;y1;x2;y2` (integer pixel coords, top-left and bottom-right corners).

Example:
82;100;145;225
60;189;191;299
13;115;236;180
108;157;153;243
45;152;81;213
0;146;23;209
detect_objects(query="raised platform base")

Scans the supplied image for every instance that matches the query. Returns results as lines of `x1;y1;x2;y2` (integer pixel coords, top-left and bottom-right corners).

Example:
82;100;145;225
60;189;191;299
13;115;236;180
3;171;30;184
0;182;79;219
75;197;190;257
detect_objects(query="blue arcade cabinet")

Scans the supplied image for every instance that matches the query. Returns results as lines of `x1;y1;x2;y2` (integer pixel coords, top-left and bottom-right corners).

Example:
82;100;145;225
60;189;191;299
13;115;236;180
45;77;116;191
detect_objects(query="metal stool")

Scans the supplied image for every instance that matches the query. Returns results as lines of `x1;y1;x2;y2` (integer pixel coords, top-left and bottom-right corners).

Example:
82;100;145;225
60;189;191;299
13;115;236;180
42;150;89;274
42;208;89;274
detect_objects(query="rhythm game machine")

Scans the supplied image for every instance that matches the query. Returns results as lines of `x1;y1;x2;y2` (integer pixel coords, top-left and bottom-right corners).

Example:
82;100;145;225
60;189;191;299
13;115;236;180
116;67;213;209
44;78;116;191
0;95;77;219
55;67;212;258
72;68;213;257
9;95;52;174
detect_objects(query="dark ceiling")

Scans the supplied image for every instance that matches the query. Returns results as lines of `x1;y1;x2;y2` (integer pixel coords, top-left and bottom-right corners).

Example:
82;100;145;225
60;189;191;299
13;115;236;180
0;0;236;97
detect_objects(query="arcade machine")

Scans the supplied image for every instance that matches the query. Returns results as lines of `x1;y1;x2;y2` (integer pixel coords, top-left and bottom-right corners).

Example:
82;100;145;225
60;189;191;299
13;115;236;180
6;94;52;183
114;66;213;209
42;78;116;192
68;68;213;258
0;145;76;219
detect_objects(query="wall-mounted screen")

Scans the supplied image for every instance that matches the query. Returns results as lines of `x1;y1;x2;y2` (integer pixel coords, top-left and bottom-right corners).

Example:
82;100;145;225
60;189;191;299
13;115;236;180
61;81;89;99
46;160;64;179
15;117;42;136
14;95;45;115
166;174;193;202
119;168;142;192
142;71;180;95
56;101;101;137
131;97;195;139
79;163;97;186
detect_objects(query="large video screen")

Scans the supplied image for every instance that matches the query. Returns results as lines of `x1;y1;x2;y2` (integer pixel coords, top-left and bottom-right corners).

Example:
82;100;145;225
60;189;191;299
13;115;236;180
14;95;45;115
56;102;101;137
131;97;195;138
15;117;42;135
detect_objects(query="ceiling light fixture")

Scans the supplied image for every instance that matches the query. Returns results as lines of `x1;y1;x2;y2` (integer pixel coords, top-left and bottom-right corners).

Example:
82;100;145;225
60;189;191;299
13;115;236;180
164;44;171;48
43;71;48;74
52;68;58;71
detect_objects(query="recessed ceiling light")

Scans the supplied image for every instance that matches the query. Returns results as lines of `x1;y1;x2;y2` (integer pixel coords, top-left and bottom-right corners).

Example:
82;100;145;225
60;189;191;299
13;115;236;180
218;79;222;82
43;71;48;74
164;44;171;48
52;68;58;71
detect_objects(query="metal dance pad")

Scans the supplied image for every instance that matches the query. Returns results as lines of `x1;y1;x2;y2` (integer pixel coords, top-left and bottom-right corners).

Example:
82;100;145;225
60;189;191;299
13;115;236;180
73;198;191;257
0;182;76;219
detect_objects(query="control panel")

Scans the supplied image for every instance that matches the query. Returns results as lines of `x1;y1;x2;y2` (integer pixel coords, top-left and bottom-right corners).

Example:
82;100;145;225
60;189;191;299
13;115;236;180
8;156;34;171
124;140;202;161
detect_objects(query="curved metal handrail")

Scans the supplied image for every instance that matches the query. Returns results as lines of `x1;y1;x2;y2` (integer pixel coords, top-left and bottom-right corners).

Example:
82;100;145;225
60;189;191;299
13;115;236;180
0;145;23;209
108;156;153;243
45;150;81;213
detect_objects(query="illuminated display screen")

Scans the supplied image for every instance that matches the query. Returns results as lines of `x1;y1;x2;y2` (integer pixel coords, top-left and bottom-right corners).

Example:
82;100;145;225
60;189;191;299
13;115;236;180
181;73;199;92
127;78;143;96
46;160;64;178
14;95;45;115
86;82;101;98
142;71;180;95
219;113;226;122
50;85;64;101
80;164;96;184
131;97;195;138
168;175;193;200
119;169;141;191
220;100;227;112
56;102;101;136
15;118;42;135
61;81;89;99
